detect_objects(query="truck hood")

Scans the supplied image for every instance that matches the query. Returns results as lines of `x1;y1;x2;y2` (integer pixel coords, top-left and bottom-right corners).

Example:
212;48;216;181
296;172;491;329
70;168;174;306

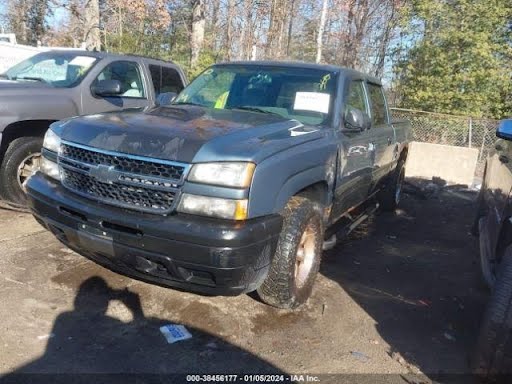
55;106;324;163
0;79;52;91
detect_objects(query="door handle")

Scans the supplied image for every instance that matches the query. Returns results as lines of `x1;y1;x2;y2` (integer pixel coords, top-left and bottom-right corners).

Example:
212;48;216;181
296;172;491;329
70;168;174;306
499;155;509;164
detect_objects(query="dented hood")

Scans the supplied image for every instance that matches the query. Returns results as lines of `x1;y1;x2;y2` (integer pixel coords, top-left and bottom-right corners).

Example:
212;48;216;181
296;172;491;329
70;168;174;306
55;105;323;163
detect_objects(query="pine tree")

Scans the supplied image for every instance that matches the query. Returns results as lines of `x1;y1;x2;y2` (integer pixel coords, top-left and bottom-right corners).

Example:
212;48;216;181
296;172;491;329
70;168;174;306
396;0;512;118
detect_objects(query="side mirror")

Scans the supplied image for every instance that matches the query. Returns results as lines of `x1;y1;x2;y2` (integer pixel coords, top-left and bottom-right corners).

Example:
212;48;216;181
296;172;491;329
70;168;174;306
156;92;177;106
91;79;122;97
343;107;368;132
496;119;512;141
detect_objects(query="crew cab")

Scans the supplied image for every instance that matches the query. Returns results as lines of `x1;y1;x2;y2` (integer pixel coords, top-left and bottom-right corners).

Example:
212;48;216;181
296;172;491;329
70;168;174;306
0;50;186;205
26;62;410;309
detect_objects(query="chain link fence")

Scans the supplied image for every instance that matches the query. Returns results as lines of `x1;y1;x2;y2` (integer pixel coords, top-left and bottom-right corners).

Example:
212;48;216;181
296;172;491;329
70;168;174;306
390;108;499;176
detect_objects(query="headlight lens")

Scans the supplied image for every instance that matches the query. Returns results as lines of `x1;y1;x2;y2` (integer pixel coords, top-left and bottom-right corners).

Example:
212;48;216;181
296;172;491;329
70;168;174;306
43;129;61;153
188;162;255;188
40;157;60;180
177;193;248;220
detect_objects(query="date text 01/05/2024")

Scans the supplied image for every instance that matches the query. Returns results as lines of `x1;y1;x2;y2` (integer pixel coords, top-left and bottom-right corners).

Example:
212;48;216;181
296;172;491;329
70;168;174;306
185;374;321;382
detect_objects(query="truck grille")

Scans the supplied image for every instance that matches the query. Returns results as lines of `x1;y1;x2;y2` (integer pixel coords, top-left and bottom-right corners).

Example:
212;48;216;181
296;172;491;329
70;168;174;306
58;142;189;214
61;144;185;180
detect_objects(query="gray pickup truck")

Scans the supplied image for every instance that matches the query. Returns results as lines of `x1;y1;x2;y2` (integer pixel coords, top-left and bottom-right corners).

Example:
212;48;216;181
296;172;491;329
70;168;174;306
0;50;186;205
27;62;410;309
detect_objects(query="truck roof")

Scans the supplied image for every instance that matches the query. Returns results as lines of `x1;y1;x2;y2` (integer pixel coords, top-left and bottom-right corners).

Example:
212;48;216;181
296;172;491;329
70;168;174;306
41;49;178;67
215;60;382;85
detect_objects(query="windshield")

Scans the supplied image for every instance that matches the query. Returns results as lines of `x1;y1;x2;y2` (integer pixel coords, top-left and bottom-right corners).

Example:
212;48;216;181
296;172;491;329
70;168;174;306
2;52;99;87
173;65;337;126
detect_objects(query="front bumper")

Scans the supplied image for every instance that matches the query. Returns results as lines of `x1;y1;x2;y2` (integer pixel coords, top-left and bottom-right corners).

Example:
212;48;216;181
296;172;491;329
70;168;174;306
26;173;282;295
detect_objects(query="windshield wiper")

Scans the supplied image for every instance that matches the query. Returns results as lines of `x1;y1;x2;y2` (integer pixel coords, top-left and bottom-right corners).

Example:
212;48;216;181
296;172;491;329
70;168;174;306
171;101;204;107
227;106;281;116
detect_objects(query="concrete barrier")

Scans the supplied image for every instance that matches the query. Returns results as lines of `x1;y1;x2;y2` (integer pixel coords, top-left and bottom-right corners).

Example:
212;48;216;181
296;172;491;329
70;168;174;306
405;141;479;186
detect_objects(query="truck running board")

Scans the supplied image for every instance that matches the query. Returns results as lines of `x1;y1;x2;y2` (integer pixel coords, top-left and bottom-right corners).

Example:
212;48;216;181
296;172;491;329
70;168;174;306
323;201;379;251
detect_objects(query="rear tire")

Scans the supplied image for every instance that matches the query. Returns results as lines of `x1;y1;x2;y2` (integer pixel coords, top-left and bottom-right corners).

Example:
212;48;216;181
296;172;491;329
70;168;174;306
378;160;405;212
472;246;512;379
0;136;43;206
257;196;324;309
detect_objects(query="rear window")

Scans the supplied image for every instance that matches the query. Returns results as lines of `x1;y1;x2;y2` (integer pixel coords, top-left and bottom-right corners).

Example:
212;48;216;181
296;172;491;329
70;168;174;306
367;83;388;126
149;65;184;96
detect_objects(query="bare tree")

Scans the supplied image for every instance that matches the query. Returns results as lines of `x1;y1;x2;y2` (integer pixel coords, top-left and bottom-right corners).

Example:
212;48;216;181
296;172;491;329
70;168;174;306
10;0;404;82
84;0;100;50
6;0;29;43
225;0;235;61
265;0;288;59
286;0;297;57
316;0;328;63
190;0;205;66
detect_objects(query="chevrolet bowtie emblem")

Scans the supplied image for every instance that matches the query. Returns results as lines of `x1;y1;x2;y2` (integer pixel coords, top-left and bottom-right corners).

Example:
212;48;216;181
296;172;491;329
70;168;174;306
89;164;117;184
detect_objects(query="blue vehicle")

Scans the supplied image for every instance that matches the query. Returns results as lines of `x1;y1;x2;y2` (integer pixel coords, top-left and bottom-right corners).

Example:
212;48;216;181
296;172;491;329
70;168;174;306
473;119;512;377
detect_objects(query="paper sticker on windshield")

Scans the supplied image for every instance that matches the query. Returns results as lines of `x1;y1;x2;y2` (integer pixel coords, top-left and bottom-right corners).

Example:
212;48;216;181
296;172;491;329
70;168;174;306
69;56;96;67
294;92;330;114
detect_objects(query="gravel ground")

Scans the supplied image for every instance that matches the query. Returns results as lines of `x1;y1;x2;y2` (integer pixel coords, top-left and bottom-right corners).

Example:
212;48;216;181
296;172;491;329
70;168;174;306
0;185;488;383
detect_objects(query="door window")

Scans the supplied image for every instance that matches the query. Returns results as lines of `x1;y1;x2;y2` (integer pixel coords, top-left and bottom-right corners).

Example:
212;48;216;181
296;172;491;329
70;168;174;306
367;83;388;126
149;65;184;96
93;61;145;98
346;80;369;113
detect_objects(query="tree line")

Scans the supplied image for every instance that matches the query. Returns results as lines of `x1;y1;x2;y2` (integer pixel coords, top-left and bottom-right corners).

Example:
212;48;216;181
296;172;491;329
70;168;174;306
1;0;511;119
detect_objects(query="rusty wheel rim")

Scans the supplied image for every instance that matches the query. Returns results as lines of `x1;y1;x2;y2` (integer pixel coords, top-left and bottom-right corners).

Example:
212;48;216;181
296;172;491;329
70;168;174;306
17;152;41;192
295;221;317;289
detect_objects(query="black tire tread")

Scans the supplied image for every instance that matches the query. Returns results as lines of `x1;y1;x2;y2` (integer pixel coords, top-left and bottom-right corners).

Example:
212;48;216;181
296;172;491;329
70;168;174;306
0;136;43;205
473;246;512;377
257;196;323;309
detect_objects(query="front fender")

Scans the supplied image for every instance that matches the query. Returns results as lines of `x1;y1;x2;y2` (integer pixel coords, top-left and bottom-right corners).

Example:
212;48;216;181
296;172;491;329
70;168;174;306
273;165;334;211
248;137;337;218
0;92;79;126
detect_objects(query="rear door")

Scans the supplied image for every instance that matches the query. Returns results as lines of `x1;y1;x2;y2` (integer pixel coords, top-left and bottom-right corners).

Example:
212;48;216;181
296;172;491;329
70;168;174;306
81;59;151;114
331;78;373;221
366;82;396;190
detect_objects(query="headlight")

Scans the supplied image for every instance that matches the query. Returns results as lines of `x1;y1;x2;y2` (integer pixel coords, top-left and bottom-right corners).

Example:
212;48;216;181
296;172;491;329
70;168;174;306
188;162;255;188
43;129;61;153
177;193;248;220
40;157;60;180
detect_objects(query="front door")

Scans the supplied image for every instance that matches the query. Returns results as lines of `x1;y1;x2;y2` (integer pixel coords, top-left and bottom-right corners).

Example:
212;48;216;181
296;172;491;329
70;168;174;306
331;79;373;221
81;60;151;115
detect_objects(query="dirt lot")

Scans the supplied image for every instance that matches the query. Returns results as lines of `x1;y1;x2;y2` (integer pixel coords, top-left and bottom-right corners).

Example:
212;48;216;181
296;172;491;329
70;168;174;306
0;185;488;383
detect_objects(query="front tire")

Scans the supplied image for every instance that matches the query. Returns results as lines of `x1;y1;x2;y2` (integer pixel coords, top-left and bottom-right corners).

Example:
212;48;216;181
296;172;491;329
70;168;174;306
257;197;324;309
472;246;512;378
0;137;43;205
